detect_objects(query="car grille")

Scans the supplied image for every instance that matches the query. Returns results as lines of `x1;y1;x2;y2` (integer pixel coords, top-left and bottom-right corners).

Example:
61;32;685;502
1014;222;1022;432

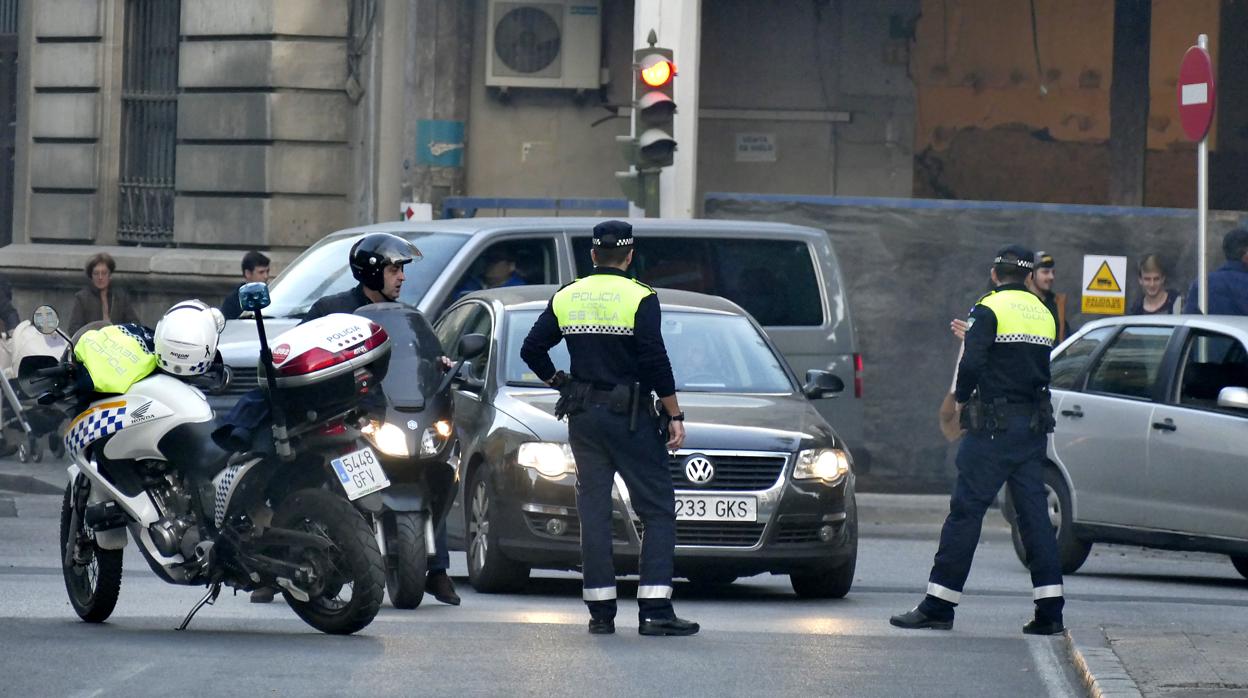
637;521;766;547
221;366;259;397
668;453;787;491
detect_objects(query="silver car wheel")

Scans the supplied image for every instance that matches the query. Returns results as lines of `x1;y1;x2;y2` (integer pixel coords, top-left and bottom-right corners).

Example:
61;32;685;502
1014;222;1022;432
1045;484;1061;531
469;480;490;573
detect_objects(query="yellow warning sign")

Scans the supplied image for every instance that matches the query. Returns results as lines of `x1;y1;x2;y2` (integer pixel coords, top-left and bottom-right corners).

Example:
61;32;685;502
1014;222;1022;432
1085;261;1122;293
1082;295;1125;315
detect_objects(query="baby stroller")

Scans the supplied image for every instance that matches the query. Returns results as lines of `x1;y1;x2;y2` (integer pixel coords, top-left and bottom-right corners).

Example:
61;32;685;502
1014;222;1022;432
1;320;69;462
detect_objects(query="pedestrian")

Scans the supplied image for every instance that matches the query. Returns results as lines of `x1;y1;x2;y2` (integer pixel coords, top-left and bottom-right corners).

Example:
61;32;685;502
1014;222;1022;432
250;233;461;606
891;245;1065;635
520;220;698;637
67;252;142;335
0;273;18;336
1183;227;1248;315
1128;254;1182;315
1029;251;1070;342
220;251;271;320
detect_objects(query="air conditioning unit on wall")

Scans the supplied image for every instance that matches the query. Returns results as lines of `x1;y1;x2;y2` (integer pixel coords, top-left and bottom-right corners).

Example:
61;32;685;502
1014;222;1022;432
486;0;602;89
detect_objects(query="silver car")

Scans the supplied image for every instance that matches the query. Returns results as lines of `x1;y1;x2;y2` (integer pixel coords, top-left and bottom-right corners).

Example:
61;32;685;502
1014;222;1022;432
1002;315;1248;579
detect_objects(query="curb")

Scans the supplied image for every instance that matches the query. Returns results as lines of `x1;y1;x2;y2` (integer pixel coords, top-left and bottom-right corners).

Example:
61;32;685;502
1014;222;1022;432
0;473;63;496
1065;627;1142;698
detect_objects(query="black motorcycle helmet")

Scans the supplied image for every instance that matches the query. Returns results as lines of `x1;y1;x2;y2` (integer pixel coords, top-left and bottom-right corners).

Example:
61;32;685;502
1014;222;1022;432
349;233;422;292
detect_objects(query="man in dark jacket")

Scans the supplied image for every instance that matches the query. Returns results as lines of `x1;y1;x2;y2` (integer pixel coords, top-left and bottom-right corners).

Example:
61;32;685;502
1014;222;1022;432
220;251;271;321
1183;227;1248;315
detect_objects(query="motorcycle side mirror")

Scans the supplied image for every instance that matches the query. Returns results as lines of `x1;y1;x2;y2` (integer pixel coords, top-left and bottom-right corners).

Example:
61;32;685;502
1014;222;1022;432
239;282;271;312
802;369;844;400
31;305;60;335
457;333;487;360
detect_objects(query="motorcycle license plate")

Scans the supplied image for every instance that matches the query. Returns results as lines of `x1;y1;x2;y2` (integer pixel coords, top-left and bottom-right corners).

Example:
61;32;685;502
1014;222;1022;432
674;495;757;522
330;447;391;501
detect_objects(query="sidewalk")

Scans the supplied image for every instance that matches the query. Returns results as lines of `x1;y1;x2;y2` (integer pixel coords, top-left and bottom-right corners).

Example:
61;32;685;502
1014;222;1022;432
0;453;64;496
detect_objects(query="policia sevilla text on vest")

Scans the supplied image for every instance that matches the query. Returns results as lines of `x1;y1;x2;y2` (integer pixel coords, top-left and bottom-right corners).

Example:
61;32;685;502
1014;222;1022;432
519;220;698;637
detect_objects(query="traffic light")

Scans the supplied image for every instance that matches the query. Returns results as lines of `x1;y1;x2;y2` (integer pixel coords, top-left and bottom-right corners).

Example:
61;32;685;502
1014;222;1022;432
615;33;676;215
632;43;676;169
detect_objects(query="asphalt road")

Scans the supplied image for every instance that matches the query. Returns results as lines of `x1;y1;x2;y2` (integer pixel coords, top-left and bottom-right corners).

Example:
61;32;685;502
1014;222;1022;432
2;481;1245;697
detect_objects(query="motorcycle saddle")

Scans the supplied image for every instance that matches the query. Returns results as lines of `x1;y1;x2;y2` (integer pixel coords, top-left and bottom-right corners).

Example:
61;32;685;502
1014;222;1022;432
157;420;232;480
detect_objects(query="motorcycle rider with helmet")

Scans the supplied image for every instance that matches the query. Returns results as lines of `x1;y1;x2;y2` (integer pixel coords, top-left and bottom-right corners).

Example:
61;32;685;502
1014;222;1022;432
249;232;462;606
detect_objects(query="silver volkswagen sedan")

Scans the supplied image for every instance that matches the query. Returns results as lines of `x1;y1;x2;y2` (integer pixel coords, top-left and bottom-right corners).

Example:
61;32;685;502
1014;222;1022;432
1002;314;1248;579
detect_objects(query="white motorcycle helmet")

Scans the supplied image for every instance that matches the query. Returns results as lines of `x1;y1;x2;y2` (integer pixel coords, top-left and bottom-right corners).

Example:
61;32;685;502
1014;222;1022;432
155;300;225;375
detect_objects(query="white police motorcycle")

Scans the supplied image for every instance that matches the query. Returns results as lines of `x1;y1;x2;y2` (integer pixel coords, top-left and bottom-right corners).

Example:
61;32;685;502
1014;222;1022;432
20;284;394;634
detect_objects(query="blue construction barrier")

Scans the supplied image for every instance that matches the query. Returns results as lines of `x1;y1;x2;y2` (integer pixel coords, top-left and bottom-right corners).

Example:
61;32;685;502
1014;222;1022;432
442;197;629;219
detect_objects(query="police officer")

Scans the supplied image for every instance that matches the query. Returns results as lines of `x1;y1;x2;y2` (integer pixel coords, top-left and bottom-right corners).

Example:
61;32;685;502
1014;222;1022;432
520;220;698;637
891;245;1066;635
252;233;462;606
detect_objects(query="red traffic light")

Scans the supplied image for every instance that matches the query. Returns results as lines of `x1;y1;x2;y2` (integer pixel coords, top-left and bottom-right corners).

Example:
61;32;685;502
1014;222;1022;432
639;55;674;88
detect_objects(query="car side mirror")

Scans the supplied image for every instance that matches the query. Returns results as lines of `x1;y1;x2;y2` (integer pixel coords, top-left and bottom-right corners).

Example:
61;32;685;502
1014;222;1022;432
452;360;486;392
457;333;487;360
238;282;271;312
31;305;60;335
1217;386;1248;411
802;369;844;399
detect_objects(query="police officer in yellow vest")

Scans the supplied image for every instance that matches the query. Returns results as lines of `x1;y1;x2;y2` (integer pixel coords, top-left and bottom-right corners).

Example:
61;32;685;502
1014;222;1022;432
520;220;699;637
892;245;1066;635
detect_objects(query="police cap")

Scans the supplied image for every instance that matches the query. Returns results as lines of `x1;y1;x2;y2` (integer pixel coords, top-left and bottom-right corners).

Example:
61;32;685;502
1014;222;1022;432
1035;250;1055;269
993;244;1035;270
592;220;634;249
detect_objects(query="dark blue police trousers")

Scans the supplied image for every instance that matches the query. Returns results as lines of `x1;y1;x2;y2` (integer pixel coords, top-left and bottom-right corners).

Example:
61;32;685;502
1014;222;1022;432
921;415;1064;622
567;403;676;621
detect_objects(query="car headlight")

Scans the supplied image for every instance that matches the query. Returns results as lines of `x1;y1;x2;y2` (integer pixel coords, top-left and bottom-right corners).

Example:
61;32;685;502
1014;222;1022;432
517;442;576;479
419;420;453;457
362;421;408;458
794;448;851;483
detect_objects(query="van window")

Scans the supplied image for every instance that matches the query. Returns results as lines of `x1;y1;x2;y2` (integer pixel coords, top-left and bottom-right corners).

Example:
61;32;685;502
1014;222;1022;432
452;238;558;302
572;237;823;326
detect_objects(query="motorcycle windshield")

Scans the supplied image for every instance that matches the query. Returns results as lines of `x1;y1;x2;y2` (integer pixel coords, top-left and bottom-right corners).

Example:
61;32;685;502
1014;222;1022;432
355;303;444;410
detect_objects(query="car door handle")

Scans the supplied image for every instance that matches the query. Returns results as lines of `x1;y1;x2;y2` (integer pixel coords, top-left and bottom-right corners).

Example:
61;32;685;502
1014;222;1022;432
1152;419;1177;432
1060;407;1083;418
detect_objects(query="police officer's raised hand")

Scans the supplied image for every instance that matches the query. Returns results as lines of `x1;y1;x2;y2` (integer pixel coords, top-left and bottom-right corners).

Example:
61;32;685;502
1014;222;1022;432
666;420;685;451
950;318;969;340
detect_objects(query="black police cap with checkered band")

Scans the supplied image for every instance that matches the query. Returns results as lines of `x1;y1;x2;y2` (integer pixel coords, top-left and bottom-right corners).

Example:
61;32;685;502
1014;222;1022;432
592;220;634;249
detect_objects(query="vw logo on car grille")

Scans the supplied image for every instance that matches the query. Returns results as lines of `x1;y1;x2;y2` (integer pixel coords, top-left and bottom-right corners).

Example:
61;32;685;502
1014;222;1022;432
684;455;716;484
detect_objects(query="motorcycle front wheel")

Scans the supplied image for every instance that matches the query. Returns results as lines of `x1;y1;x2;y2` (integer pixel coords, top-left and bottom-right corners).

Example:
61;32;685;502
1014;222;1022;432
60;482;123;622
273;488;384;635
384;511;428;609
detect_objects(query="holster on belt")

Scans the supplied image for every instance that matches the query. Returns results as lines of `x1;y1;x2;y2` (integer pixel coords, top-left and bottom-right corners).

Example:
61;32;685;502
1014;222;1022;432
553;373;589;421
959;393;1004;433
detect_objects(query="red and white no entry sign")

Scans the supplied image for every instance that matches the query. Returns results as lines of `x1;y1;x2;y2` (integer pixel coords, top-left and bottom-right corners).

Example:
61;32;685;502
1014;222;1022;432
1177;44;1216;142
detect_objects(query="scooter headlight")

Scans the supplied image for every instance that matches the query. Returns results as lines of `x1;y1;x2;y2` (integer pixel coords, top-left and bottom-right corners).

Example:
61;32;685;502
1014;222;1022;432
362;421;408;458
419;419;452;457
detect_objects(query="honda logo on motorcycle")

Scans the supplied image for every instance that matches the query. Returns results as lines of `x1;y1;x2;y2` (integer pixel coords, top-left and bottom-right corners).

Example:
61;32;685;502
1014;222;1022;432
684;455;715;484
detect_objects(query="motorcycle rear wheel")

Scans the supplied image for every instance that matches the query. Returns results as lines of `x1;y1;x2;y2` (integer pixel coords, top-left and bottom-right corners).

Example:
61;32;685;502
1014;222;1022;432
274;488;384;635
384;511;428;609
60;483;123;623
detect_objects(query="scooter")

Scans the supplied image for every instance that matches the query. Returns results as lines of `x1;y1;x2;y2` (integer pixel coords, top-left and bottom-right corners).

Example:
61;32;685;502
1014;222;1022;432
353;302;485;608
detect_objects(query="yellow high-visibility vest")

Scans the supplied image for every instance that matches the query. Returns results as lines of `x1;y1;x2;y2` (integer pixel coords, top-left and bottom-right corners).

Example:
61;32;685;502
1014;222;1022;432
73;325;157;394
552;274;654;336
978;289;1056;347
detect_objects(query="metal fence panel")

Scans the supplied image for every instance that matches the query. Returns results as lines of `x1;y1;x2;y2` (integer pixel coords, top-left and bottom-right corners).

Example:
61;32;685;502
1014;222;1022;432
118;0;179;245
0;0;16;35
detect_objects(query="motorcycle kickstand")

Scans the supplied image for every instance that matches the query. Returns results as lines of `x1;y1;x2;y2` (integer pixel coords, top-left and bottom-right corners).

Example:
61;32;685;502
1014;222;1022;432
177;582;222;631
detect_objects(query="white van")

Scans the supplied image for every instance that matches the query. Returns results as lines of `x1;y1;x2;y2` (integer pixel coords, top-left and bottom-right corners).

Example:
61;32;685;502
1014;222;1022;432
215;218;868;467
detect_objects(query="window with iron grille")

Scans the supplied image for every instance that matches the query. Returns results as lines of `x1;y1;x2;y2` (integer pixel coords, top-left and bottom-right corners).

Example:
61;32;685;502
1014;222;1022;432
118;0;179;245
0;0;18;248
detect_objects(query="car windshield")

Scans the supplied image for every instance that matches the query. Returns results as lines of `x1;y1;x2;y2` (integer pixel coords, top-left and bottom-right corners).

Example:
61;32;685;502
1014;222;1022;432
264;233;468;318
503;309;795;393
